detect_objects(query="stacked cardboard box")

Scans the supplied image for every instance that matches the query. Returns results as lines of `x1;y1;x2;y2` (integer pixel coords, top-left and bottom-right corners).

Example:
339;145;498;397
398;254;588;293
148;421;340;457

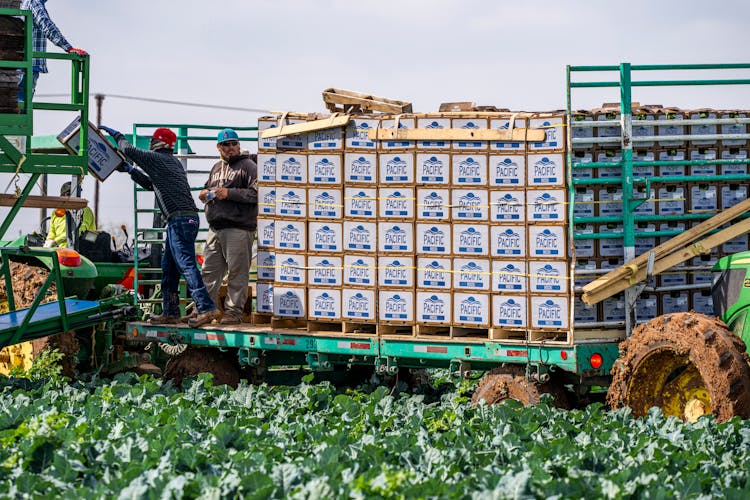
0;14;23;114
571;105;750;325
257;110;570;340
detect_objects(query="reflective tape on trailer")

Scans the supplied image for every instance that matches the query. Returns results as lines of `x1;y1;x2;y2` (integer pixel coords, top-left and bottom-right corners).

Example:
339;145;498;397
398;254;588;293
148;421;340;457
145;330;169;339
413;345;449;354
337;341;371;350
499;349;528;357
264;337;297;346
194;332;225;342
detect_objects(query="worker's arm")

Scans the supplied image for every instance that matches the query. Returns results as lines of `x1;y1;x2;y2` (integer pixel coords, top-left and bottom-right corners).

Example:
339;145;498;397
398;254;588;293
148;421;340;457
130;168;153;190
225;160;258;204
80;207;96;233
27;0;72;51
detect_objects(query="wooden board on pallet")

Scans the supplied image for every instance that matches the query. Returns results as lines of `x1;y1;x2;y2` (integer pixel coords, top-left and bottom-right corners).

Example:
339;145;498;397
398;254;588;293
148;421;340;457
0;194;89;209
368;127;546;142
322;88;412;114
259;114;351;139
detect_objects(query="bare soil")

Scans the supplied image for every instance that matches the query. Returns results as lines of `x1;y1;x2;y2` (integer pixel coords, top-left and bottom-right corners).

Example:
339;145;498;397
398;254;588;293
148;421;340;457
0;262;57;309
163;347;240;388
0;262;77;377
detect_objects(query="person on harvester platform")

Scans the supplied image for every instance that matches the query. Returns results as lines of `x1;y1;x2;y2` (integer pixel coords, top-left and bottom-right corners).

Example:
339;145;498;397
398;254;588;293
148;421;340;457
98;125;218;328
198;128;258;325
44;181;96;248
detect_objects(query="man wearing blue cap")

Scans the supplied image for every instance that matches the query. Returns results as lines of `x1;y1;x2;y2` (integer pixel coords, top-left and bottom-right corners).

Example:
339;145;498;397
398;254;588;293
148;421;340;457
198;128;258;324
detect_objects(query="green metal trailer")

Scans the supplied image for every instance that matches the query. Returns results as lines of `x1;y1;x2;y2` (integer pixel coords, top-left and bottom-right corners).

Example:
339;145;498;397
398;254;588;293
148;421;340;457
2;14;750;423
123;62;750;421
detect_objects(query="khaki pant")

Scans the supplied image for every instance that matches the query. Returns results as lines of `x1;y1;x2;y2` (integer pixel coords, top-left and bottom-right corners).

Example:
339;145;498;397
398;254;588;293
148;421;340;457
201;227;255;319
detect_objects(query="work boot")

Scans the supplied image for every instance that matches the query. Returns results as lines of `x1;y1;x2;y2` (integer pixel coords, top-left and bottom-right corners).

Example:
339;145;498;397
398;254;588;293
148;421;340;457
149;314;181;325
180;311;197;324
220;313;242;325
188;309;220;328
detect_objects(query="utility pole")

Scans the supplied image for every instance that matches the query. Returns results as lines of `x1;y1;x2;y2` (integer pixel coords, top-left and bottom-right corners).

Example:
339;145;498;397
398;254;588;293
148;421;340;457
94;93;104;222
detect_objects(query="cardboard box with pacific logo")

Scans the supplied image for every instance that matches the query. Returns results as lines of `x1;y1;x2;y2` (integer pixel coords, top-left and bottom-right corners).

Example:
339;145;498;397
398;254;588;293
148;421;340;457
308;288;342;321
57;117;126;182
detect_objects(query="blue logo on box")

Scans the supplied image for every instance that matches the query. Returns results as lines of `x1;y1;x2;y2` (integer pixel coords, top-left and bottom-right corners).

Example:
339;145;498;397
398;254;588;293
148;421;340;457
421;295;446;321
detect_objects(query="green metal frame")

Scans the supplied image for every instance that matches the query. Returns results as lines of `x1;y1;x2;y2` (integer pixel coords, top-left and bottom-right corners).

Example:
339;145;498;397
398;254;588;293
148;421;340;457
130;124;258;312
0;7;91;241
126;322;617;379
566;62;750;334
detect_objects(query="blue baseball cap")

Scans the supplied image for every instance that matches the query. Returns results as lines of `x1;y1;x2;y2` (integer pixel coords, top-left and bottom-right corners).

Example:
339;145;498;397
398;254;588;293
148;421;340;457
217;128;239;144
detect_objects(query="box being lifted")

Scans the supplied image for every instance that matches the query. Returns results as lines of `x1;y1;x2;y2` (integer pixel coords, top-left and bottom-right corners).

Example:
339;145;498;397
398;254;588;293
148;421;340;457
57;117;126;181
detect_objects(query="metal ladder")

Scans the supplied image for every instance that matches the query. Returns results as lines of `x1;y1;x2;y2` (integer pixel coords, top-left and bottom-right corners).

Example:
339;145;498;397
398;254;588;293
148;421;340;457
566;62;750;336
0;6;90;241
131;124;257;313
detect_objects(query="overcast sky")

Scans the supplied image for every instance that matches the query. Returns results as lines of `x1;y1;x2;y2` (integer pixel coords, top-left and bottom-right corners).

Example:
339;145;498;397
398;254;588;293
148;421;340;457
3;0;749;240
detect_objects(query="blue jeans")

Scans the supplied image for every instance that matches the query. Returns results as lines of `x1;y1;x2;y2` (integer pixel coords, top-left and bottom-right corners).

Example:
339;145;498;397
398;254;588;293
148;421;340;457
17;70;39;103
162;215;216;316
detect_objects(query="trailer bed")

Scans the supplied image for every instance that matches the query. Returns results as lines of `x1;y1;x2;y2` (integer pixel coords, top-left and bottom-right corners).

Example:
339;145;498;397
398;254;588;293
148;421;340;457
126;320;618;378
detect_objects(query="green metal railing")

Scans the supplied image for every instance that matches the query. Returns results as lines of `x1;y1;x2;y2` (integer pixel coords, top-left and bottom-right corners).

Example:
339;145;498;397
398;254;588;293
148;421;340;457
566;62;750;333
0;7;90;241
131;124;257;312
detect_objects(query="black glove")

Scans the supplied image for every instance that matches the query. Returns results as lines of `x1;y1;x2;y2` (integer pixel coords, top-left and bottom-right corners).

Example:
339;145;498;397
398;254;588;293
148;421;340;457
115;162;133;173
99;125;124;143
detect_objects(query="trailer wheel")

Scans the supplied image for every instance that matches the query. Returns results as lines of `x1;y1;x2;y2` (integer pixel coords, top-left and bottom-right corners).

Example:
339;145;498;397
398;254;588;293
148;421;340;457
163;347;240;388
607;312;750;422
471;364;570;408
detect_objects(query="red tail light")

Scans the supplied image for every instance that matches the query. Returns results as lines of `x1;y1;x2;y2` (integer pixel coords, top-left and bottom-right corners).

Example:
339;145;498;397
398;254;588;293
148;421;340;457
590;353;603;369
56;248;81;267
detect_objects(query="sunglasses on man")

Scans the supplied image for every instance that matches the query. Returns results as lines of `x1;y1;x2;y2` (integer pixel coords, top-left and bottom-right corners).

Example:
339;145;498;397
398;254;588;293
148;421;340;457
220;140;239;147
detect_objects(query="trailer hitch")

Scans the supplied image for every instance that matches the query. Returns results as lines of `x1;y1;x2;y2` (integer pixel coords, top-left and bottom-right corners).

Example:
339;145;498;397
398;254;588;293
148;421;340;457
376;356;399;375
238;348;262;368
449;359;472;378
306;352;333;372
527;363;550;384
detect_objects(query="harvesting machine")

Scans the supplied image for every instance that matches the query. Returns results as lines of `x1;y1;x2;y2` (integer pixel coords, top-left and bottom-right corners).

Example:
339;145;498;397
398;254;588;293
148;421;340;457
3;3;750;420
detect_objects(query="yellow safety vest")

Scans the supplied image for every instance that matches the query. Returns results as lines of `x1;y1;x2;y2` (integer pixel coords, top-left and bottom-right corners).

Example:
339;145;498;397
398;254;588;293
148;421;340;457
46;207;96;248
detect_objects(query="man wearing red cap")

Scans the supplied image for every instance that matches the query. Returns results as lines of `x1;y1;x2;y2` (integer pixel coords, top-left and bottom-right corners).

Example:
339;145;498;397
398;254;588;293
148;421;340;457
99;125;219;327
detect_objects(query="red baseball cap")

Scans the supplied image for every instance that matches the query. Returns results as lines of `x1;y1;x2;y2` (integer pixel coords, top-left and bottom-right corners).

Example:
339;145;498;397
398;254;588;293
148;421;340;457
151;128;177;148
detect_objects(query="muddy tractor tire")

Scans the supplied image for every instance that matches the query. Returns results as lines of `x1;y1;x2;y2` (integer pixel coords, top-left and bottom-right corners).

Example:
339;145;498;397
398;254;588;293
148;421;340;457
471;364;570;409
607;312;750;422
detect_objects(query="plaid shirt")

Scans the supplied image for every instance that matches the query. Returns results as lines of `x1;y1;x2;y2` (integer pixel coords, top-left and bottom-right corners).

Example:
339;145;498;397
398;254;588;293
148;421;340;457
21;0;72;73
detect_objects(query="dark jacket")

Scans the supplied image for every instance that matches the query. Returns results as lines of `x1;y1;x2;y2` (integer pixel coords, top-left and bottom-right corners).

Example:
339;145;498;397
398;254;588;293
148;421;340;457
117;137;197;219
204;152;258;231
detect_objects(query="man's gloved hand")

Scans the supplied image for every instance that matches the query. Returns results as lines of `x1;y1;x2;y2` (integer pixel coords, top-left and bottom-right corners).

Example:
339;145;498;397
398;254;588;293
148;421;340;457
116;162;133;173
43;239;56;248
99;125;120;136
67;47;88;56
99;125;124;144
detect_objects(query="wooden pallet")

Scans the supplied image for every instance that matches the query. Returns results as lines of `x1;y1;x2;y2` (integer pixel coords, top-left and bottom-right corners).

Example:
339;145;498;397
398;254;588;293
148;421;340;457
378;323;417;337
305;319;378;336
322;88;412;114
528;330;571;344
415;324;451;338
489;327;527;343
271;316;307;330
451;326;491;340
250;312;272;325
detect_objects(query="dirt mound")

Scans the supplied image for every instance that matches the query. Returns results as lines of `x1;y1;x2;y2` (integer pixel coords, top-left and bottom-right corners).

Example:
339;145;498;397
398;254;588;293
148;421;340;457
0;262;75;377
163;348;240;388
608;312;750;422
0;262;57;309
